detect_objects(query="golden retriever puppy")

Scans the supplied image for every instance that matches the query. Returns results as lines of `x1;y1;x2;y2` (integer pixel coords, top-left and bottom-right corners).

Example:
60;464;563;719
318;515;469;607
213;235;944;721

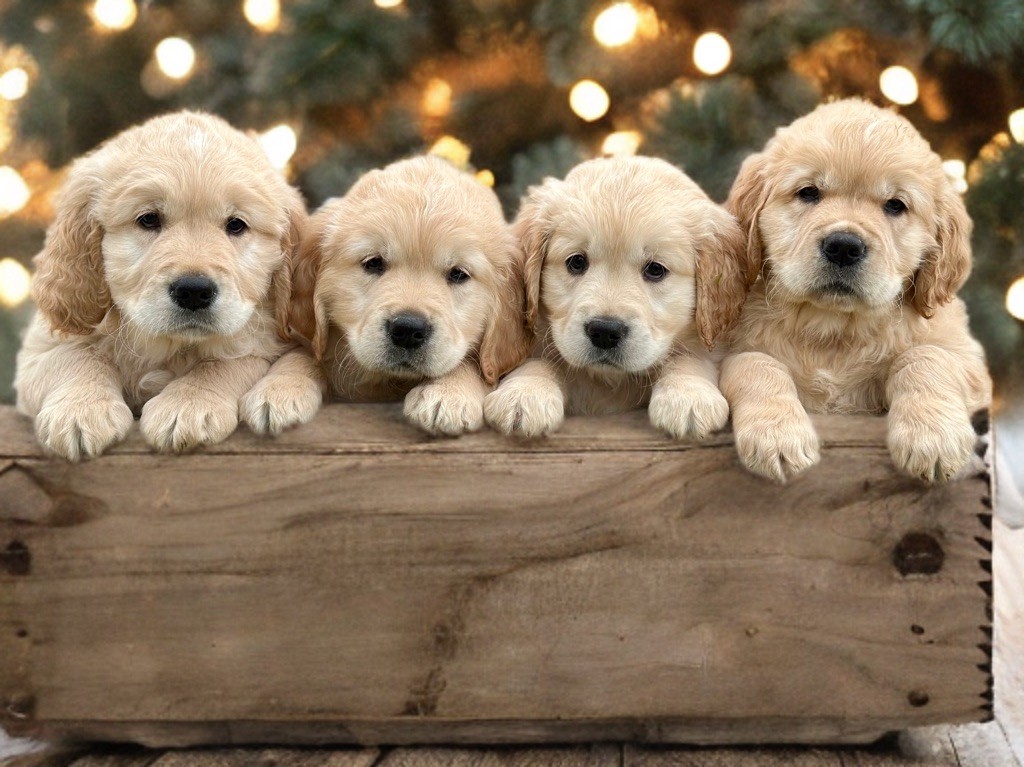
15;111;306;460
240;155;531;435
720;98;991;483
483;156;747;438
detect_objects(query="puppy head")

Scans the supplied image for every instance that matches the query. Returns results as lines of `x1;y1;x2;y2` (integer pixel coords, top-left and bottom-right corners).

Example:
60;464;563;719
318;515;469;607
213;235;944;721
291;156;530;383
516;156;746;373
32;111;306;340
727;99;971;317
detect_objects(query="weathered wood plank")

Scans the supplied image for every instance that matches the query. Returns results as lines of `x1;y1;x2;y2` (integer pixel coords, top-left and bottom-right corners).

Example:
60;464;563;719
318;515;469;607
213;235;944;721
147;748;381;767
378;745;619;766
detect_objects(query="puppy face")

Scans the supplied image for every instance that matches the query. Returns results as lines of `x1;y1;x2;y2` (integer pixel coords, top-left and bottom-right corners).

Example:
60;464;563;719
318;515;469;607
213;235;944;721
292;156;530;384
517;157;746;373
728;99;971;317
33;112;305;341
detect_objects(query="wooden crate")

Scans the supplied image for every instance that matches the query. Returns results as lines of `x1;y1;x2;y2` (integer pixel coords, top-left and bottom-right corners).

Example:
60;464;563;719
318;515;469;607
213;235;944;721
0;405;993;748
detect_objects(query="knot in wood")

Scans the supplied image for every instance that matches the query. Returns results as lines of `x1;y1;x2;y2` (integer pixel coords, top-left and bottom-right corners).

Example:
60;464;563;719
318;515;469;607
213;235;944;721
1;540;31;576
893;532;944;576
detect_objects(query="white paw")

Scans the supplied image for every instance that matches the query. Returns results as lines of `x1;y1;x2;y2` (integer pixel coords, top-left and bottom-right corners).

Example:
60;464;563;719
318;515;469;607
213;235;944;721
734;401;820;483
140;387;238;453
240;375;322;436
404;381;484;437
483;378;564;438
649;381;730;440
35;396;134;461
888;407;976;483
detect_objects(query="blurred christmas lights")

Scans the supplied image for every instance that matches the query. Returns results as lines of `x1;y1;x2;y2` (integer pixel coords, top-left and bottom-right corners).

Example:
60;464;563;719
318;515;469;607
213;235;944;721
879;66;918;105
570;80;610;122
942;159;968;194
593;3;640;48
374;0;404;8
155;38;196;80
1009;108;1024;143
1007;276;1024;321
602;130;642;156
0;68;28;101
259;125;297;169
91;0;137;31
0;258;31;308
430;136;471;168
0;166;29;218
422;78;453;118
475;169;495;187
693;32;731;76
243;0;280;33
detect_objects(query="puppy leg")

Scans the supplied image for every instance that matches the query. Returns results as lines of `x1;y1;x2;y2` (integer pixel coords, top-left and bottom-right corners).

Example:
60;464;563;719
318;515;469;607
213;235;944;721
17;341;133;461
240;347;326;435
886;345;979;482
404;360;488;437
721;351;820;483
483;359;566;437
141;356;269;452
649;350;729;440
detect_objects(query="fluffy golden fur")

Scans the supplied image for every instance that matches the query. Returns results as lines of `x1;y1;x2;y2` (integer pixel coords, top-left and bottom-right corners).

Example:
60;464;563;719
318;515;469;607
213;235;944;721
15;111;306;460
720;98;991;482
484;156;747;438
241;155;532;436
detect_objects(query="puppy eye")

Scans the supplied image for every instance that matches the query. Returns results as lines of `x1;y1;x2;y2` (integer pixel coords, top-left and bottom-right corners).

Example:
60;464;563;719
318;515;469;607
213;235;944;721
225;217;248;236
642;261;668;282
566;253;589;275
883;198;908;216
362;255;386;276
447;267;470;285
797;186;821;204
136;212;161;231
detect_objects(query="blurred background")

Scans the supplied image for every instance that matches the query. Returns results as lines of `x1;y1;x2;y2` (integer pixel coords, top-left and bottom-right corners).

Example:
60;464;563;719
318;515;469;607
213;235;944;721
0;0;1021;509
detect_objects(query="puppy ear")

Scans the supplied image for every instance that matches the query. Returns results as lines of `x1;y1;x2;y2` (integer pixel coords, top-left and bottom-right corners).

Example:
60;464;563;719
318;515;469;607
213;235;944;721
911;184;973;318
478;236;534;385
289;211;329;360
695;204;750;350
273;192;309;342
32;160;110;335
725;151;771;286
514;178;562;330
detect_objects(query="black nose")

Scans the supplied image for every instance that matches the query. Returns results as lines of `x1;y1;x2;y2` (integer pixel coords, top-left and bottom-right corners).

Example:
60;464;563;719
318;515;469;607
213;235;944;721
387;313;433;350
585;317;629;350
169;275;218;311
820;232;867;267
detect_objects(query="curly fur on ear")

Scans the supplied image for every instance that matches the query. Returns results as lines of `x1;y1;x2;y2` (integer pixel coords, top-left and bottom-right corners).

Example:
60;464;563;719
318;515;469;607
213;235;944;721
288;210;329;360
477;237;533;385
32;159;110;335
273;191;309;342
695;204;750;350
911;183;973;318
513;178;562;329
724;151;771;287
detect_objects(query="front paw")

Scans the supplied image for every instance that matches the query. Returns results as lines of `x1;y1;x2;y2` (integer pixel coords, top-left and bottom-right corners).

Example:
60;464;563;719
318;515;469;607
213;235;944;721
241;375;322;436
649;381;729;440
734;400;820;483
483;378;565;438
888;405;975;483
404;381;484;437
36;396;134;461
141;388;238;452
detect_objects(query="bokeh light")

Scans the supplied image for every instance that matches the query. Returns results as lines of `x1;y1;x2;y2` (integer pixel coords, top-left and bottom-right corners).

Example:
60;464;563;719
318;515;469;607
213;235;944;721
91;0;137;31
693;32;731;76
0;166;30;217
879;65;918;105
1008;108;1024;143
259;125;297;169
155;37;196;80
1007;276;1024;322
0;258;31;308
429;136;471;168
570;80;610;122
243;0;281;33
422;78;453;118
601;130;642;156
0;68;29;101
593;3;640;48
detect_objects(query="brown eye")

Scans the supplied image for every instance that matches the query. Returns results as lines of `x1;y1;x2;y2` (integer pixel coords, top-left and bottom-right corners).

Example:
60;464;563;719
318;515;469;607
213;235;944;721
447;267;470;285
136;212;161;230
566;253;588;274
362;255;386;275
642;261;668;282
225;217;248;235
797;186;821;204
883;198;907;216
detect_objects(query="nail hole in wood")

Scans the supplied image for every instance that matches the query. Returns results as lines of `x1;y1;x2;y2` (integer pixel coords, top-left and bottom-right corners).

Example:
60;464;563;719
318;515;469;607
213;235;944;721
893;532;944;576
907;690;930;707
0;540;31;576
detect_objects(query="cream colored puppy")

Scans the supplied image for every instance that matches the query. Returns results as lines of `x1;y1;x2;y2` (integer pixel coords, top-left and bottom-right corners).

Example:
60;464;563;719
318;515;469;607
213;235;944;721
240;155;531;435
15;111;306;460
483;156;747;438
721;99;991;483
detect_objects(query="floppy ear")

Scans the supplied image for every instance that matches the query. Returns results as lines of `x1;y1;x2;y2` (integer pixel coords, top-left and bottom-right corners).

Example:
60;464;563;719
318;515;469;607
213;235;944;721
273;191;309;342
724;151;771;287
694;204;750;350
513;178;562;330
32;160;110;335
911;183;973;318
288;211;329;360
478;236;534;385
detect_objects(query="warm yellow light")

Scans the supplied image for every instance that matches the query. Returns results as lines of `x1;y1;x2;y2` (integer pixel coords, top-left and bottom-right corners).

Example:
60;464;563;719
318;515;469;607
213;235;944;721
569;80;610;122
1007;276;1024;321
91;0;137;31
942;159;968;193
243;0;280;32
374;0;403;7
258;124;297;169
693;32;731;76
475;169;495;187
1009;108;1024;143
593;3;640;48
601;130;642;156
155;37;196;80
0;166;30;217
0;68;28;101
0;258;31;308
879;65;918;106
429;136;471;169
422;78;452;118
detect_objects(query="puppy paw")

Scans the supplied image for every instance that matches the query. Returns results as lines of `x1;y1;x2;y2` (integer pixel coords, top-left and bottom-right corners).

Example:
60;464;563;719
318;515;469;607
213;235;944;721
404;380;484;437
36;396;134;461
734;401;820;483
484;378;565;438
649;380;729;440
240;374;322;436
888;405;975;483
141;387;238;453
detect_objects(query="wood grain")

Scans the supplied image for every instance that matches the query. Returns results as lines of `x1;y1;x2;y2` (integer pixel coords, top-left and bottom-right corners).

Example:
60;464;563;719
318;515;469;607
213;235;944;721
0;405;992;747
